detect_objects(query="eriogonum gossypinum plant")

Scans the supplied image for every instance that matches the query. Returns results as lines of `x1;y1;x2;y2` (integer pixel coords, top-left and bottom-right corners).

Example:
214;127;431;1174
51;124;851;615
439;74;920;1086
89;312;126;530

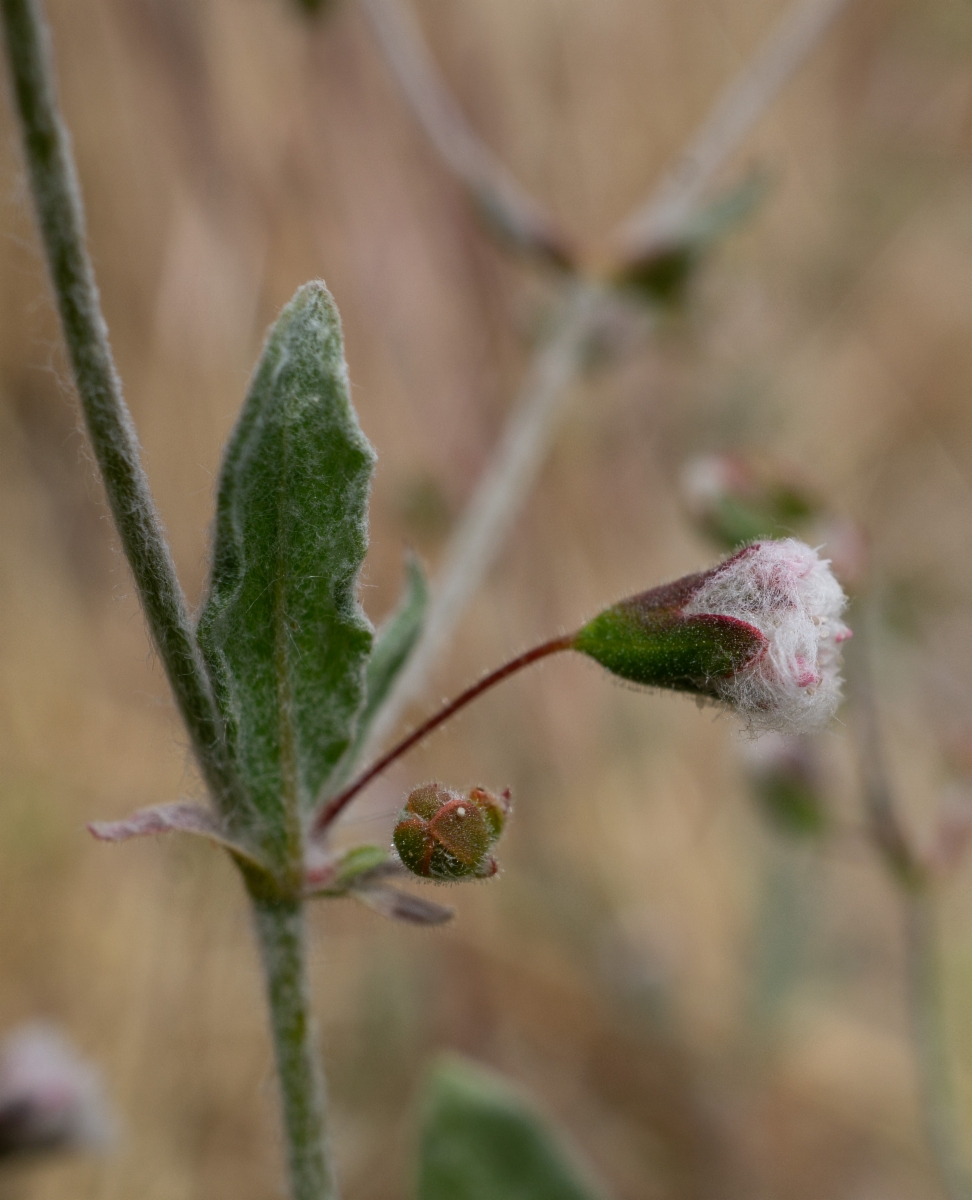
0;0;852;1191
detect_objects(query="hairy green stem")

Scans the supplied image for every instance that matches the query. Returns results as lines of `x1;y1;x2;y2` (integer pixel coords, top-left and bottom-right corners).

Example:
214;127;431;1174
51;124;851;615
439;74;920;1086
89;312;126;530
904;890;972;1200
251;895;336;1200
0;0;235;804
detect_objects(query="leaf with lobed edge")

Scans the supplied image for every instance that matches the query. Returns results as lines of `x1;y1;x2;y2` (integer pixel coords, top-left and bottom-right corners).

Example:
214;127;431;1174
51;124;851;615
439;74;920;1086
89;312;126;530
327;551;428;794
197;282;375;868
418;1055;609;1200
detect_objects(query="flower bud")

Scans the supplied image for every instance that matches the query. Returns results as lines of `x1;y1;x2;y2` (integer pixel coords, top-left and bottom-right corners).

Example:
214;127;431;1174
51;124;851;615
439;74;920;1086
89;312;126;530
0;1024;113;1158
679;454;819;551
573;539;850;734
393;784;511;881
740;732;826;835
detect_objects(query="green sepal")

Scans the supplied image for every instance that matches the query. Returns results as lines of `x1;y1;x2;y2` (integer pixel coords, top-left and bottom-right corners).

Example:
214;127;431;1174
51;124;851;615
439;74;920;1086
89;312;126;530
417;1054;609;1200
197;282;375;867
332;844;389;888
573;604;765;695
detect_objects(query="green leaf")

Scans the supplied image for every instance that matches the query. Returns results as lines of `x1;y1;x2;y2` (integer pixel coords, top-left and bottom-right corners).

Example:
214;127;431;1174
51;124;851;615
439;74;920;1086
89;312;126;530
418;1055;608;1200
197;282;375;866
366;554;427;716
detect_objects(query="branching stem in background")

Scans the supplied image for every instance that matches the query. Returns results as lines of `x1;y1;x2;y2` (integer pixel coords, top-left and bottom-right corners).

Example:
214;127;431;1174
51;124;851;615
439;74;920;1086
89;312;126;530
616;0;851;256
0;0;238;809
850;615;972;1200
357;0;575;267
905;891;972;1200
357;0;852;766
357;279;604;762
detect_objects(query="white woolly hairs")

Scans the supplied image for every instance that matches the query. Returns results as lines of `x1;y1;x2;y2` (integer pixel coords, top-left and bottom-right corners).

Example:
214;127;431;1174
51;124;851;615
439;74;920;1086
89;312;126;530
684;539;850;734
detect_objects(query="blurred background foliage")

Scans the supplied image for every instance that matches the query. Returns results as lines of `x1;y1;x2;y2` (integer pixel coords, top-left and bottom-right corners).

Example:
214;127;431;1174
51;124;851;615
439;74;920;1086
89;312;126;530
3;0;972;1196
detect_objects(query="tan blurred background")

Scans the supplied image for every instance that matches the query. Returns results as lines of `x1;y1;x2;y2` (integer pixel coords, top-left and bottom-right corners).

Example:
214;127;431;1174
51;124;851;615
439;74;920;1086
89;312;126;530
3;0;972;1196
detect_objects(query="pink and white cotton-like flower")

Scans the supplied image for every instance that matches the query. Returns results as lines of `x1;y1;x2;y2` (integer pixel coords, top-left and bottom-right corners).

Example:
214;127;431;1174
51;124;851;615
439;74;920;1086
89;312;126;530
683;538;850;733
573;537;850;735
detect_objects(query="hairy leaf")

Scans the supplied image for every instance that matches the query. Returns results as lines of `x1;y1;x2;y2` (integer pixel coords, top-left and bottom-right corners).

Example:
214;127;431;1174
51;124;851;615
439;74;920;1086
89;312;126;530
418;1055;608;1200
197;282;375;865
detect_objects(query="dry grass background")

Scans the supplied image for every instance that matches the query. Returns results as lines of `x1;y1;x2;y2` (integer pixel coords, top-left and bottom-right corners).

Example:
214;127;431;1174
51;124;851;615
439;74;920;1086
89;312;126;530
2;0;972;1196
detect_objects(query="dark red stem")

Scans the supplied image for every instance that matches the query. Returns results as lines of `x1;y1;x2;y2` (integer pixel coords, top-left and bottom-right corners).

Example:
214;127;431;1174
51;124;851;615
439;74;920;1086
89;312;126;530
313;634;575;834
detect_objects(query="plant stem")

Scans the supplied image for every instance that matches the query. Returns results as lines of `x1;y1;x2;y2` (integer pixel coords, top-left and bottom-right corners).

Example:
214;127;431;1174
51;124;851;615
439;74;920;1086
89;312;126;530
614;0;851;258
315;633;575;833
357;0;574;268
251;894;336;1200
850;614;971;1198
0;0;235;804
904;889;972;1200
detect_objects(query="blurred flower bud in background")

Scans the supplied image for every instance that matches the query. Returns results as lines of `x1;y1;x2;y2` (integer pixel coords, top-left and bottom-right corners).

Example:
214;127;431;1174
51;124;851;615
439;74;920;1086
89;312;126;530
679;454;820;551
678;453;869;591
0;1023;114;1160
740;731;827;836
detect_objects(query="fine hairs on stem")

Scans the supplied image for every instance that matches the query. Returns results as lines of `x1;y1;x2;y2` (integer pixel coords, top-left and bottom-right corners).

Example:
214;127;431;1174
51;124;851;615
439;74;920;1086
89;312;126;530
356;0;854;766
0;3;331;1197
0;0;238;811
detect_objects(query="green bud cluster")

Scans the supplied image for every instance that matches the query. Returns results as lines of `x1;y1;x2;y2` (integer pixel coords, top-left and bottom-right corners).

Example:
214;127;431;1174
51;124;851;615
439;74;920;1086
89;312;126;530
394;784;511;881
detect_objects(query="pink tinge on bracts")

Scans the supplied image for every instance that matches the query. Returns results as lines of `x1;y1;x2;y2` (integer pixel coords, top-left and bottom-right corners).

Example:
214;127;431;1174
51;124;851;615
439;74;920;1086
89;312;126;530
683;539;850;734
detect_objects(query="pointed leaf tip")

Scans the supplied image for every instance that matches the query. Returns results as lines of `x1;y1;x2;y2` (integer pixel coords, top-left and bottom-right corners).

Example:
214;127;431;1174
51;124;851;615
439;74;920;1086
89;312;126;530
197;282;376;868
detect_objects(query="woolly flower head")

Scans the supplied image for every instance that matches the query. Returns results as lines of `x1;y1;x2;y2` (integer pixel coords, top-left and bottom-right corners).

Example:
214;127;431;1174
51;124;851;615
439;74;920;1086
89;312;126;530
0;1023;114;1157
683;538;850;733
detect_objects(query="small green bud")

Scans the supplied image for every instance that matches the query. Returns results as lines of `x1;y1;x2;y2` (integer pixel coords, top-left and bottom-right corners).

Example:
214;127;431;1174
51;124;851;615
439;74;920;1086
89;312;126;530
393;784;511;881
614;170;771;309
613;242;698;308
